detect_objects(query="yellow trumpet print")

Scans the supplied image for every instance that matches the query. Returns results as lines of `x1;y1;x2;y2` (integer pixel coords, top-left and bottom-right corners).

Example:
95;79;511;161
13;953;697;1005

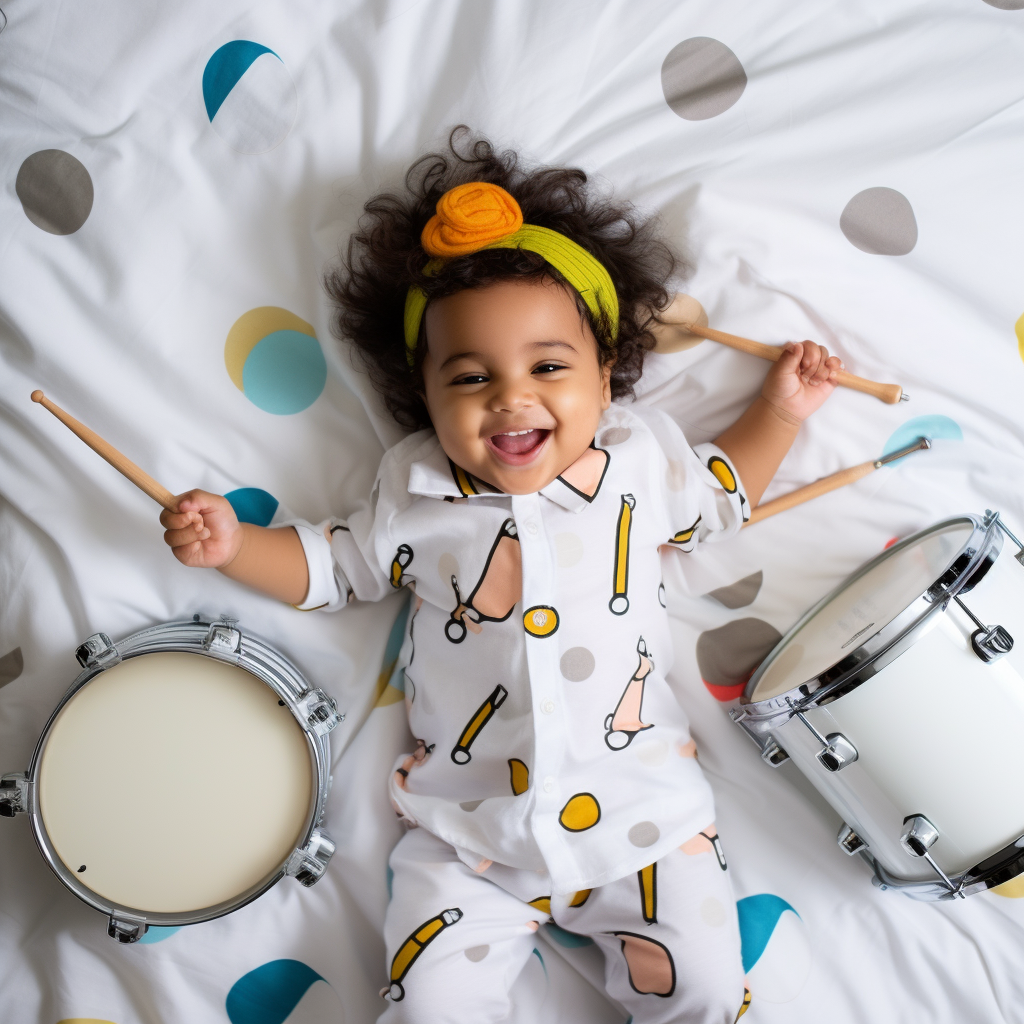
449;459;480;496
523;605;559;637
559;792;601;832
390;544;414;589
609;494;635;614
569;888;592;907
388;907;463;1001
528;896;552;916
451;684;508;764
508;758;529;795
707;456;737;493
735;987;752;1020
638;862;657;924
668;516;701;549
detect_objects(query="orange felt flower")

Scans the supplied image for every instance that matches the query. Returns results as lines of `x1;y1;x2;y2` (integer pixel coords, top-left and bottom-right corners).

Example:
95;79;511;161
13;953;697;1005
421;182;524;257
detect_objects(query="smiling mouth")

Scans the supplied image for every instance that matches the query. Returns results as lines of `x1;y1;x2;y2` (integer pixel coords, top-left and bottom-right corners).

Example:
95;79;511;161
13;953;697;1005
486;428;551;465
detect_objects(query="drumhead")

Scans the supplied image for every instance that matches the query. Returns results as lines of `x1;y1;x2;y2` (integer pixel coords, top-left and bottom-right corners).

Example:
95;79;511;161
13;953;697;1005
750;520;975;702
38;651;313;913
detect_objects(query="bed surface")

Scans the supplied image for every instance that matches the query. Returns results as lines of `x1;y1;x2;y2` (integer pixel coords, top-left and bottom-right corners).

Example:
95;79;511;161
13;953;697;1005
3;1;1024;1021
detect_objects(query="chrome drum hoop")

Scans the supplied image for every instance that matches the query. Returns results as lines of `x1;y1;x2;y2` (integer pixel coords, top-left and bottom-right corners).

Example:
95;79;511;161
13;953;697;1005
737;512;1000;727
15;617;339;935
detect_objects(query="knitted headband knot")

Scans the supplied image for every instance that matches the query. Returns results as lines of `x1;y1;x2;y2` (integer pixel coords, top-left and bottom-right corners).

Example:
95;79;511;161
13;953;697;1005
404;182;620;365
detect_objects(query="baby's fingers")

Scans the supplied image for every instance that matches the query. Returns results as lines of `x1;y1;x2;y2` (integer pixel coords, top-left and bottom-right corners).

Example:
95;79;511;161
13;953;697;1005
163;522;211;550
160;507;204;531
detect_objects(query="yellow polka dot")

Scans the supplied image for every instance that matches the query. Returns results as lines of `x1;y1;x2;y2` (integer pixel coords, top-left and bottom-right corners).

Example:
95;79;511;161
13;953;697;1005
508;758;529;795
224;306;316;391
707;456;737;493
559;793;601;832
524;605;559;637
991;873;1024;898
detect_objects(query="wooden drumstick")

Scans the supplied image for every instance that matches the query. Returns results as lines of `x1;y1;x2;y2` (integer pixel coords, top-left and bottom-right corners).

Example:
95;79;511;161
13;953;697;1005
745;437;931;525
651;294;908;405
31;390;178;511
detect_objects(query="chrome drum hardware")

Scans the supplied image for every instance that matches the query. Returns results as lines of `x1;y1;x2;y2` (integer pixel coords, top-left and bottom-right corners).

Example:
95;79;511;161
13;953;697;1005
1;617;342;941
733;512;1024;900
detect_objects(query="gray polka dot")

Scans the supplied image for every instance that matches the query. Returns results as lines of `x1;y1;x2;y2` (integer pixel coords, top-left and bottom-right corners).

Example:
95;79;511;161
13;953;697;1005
696;618;783;688
601;427;631;446
700;897;727;927
554;532;584;568
16;150;94;235
438;552;460;584
628;821;660;847
840;188;917;256
560;647;595;682
707;571;763;610
983;0;1024;8
460;799;484;812
635;740;668;767
465;944;490;961
0;647;23;689
662;38;747;121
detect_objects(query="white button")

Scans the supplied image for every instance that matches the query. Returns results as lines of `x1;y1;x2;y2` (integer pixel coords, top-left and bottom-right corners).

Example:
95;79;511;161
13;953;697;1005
543;776;555;793
525;520;539;536
540;698;556;715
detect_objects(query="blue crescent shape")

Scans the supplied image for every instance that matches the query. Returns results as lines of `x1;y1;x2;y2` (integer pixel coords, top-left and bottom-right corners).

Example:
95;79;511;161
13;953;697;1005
226;959;325;1024
882;415;963;465
736;893;798;973
203;40;279;122
224;487;279;527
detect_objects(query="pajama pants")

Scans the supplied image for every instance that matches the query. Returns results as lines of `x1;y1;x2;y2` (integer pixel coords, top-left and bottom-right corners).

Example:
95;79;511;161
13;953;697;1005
379;825;748;1024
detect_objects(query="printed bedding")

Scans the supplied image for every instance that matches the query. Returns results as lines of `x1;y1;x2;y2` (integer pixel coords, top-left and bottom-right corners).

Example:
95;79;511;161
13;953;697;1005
3;1;1024;1021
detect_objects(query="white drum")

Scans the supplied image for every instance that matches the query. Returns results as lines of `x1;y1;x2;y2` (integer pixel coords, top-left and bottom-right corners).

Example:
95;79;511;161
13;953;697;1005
0;618;340;941
733;511;1024;900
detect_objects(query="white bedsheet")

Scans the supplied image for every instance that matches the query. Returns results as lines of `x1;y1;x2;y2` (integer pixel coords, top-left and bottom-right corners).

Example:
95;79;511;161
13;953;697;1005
3;1;1024;1021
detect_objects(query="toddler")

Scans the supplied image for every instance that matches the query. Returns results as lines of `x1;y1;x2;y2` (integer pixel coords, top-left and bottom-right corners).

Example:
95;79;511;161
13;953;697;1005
161;131;840;1023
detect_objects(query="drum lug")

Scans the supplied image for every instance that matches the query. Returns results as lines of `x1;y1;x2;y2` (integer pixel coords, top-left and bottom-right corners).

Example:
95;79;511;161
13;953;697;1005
75;633;121;669
900;814;965;897
817;733;858;773
298;688;342;736
837;823;867;855
761;739;790;767
286;827;336;886
203;620;241;657
0;773;29;817
954;594;1013;662
786;700;858;772
107;914;148;943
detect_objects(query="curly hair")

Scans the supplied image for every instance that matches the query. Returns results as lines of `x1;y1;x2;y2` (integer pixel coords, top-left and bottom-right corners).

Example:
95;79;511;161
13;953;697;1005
325;127;684;431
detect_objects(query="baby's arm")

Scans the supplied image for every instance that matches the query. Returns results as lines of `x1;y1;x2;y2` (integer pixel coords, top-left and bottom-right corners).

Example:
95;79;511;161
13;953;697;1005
160;490;310;605
713;341;842;506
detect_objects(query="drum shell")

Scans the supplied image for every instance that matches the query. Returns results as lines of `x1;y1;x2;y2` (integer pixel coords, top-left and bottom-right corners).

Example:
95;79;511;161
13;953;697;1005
737;513;1024;895
15;619;335;932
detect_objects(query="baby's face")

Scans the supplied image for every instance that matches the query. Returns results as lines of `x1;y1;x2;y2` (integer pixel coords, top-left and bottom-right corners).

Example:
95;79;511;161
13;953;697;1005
420;278;612;495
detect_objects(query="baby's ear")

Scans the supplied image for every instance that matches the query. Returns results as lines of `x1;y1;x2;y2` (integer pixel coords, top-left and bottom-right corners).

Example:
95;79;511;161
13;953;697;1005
600;358;613;408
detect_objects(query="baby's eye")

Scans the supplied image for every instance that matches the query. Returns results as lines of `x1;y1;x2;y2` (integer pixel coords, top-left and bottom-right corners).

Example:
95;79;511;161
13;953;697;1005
533;362;568;375
451;373;489;386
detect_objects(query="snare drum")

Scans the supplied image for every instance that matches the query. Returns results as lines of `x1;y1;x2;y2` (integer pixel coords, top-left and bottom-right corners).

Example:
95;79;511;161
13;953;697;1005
733;511;1024;900
0;618;340;941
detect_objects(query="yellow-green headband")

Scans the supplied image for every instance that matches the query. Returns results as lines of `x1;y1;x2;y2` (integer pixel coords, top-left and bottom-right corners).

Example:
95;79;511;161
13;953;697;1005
403;183;619;366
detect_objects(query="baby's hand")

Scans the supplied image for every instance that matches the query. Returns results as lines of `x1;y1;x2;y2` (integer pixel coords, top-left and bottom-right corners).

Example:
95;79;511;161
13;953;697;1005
160;490;242;569
761;341;843;424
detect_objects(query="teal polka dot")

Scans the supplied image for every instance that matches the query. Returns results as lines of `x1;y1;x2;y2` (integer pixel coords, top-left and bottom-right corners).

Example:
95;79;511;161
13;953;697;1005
225;487;279;527
242;330;326;415
138;925;180;944
882;415;962;465
203;41;276;121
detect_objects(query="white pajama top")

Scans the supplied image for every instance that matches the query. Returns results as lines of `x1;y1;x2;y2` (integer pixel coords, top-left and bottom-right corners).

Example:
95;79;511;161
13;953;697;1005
291;403;748;894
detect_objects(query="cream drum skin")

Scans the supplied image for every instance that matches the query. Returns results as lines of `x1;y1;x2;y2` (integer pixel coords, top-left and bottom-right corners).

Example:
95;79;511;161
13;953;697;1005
1;618;340;941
